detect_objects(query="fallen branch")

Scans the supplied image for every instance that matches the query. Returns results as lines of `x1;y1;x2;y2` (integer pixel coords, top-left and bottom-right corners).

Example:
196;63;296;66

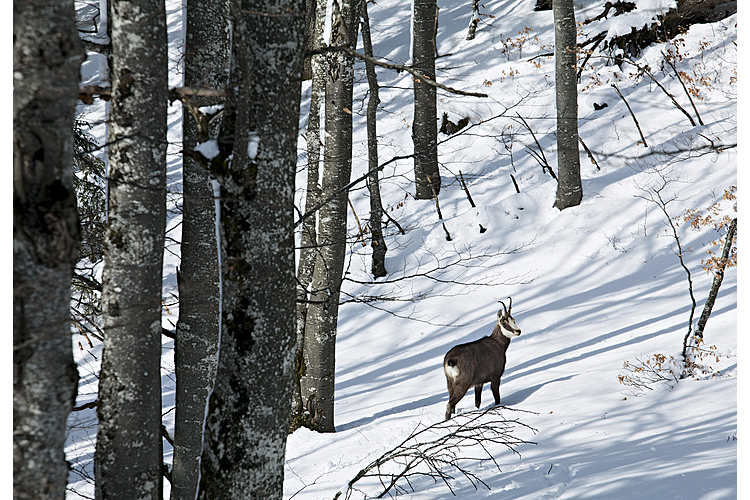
662;51;704;126
428;176;452;241
348;198;367;247
512;113;557;180
578;136;600;170
611;83;648;147
620;56;697;127
458;170;476;208
333;406;537;500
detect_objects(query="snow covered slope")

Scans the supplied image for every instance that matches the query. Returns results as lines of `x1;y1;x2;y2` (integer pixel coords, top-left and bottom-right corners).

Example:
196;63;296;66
66;0;737;498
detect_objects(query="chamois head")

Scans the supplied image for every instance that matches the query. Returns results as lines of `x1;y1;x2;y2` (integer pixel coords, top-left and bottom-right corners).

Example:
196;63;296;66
497;297;521;338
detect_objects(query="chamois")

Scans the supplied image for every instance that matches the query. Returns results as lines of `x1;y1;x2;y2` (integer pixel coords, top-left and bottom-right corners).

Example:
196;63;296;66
443;298;521;420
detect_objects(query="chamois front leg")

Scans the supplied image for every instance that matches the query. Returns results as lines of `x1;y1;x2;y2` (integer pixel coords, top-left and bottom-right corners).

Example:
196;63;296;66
474;384;483;408
490;376;501;405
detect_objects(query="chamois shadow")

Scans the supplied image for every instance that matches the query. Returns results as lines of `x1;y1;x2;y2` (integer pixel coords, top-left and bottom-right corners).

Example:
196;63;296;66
337;393;447;431
501;374;575;406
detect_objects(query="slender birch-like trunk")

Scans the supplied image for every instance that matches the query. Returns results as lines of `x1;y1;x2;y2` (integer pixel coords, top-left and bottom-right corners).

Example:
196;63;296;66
553;0;583;210
300;0;361;433
170;1;229;498
293;0;327;425
362;0;388;278
196;0;305;496
13;1;84;498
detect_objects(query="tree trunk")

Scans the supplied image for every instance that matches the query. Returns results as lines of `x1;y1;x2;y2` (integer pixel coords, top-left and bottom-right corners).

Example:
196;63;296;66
13;1;84;498
362;0;388;278
466;0;480;40
695;218;737;339
170;1;229;498
94;0;168;498
300;0;360;433
553;0;583;210
292;0;327;428
196;0;305;497
302;0;318;80
412;0;440;200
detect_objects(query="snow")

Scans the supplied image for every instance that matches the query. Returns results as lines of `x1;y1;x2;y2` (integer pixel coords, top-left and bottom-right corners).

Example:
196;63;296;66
66;0;738;499
194;139;220;160
585;0;677;41
247;131;260;160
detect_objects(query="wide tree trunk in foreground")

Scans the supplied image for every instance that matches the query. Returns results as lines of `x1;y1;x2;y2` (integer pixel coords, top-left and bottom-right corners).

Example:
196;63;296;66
412;0;441;199
553;0;583;210
170;1;229;498
196;0;305;497
300;0;360;433
94;0;168;498
13;1;84;498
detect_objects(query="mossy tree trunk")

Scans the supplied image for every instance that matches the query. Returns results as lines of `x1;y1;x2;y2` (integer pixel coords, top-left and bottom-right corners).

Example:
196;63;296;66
94;0;168;498
196;0;305;497
170;1;229;498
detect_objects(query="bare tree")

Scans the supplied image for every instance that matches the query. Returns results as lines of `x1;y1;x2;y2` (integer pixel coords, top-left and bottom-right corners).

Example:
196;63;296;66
300;0;361;433
293;0;328;428
695;217;736;339
93;0;168;498
196;0;306;497
412;0;441;199
170;0;229;498
553;0;582;210
466;0;481;40
361;0;387;278
13;0;84;498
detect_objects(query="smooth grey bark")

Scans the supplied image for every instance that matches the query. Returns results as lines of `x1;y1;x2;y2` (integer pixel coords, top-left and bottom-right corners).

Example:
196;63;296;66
553;0;583;210
300;0;360;433
361;0;387;278
13;1;84;499
196;0;305;496
293;0;327;426
170;1;229;498
94;0;168;498
412;0;441;199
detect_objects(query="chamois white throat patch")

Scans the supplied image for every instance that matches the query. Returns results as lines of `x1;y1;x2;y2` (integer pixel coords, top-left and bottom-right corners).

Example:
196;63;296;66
501;320;521;338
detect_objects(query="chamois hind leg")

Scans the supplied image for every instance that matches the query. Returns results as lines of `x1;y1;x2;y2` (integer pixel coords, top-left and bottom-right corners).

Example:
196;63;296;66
490;376;501;405
474;384;483;408
445;382;470;420
445;396;461;421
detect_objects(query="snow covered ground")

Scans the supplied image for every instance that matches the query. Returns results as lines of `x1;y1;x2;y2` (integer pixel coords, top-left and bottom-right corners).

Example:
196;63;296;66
66;0;738;498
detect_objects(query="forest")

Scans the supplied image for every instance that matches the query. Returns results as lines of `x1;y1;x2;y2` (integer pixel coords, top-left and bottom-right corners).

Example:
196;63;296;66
13;0;737;499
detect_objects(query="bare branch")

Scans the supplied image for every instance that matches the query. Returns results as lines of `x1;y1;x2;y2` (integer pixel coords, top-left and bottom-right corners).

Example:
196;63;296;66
611;83;648;147
306;44;488;98
334;406;537;500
